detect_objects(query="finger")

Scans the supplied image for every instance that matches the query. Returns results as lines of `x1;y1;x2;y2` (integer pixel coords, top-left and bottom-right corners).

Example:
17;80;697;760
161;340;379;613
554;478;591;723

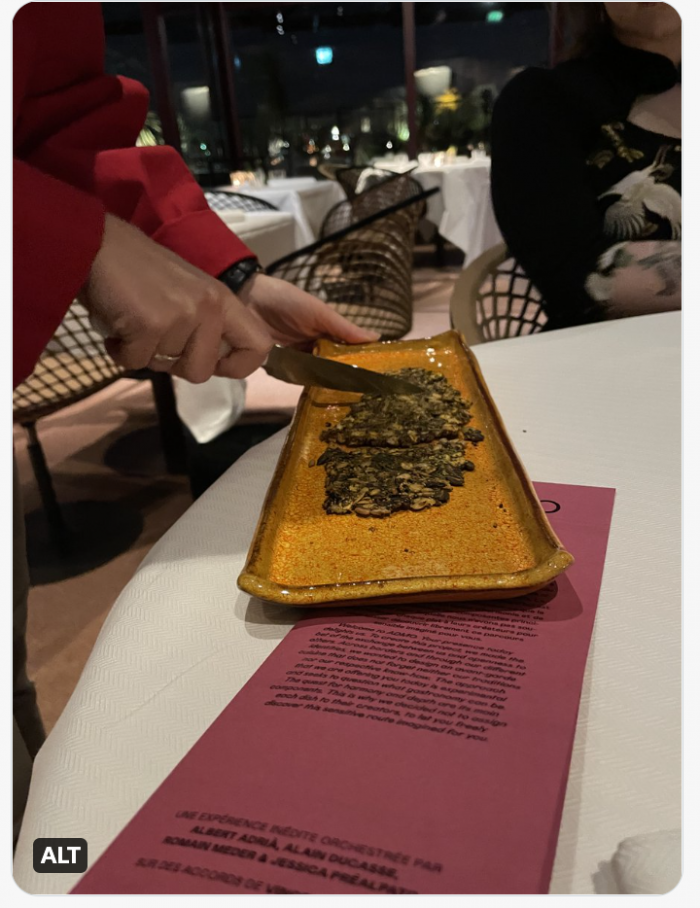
312;305;381;345
105;306;196;372
215;300;274;379
171;313;223;384
105;334;160;371
215;350;268;380
146;319;200;373
215;328;273;379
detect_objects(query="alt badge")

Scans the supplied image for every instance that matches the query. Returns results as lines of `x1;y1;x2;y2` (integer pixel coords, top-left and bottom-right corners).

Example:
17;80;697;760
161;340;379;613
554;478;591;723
33;838;88;873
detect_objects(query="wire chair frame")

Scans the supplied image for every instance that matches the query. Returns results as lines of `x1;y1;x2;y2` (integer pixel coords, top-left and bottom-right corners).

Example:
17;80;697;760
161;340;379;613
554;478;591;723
14;298;189;541
476;260;548;341
450;244;549;346
13;300;125;425
204;191;279;213
267;187;438;340
321;173;428;238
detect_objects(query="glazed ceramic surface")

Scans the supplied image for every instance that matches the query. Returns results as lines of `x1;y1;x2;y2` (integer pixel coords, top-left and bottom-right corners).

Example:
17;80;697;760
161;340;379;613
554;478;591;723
238;331;573;606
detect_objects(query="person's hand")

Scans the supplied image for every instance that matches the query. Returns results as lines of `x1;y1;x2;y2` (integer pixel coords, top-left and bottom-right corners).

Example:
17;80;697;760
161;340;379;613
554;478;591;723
233;273;380;353
81;214;273;382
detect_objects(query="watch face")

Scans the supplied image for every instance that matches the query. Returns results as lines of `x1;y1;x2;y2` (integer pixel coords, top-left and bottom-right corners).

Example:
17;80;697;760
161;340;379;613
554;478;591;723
221;259;261;293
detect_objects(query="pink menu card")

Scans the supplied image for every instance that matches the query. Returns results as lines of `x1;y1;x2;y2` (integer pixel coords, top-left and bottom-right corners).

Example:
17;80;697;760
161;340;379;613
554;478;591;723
75;482;615;894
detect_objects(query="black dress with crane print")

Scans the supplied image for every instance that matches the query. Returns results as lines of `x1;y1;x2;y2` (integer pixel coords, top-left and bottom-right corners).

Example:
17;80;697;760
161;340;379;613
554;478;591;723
490;37;680;330
587;121;681;243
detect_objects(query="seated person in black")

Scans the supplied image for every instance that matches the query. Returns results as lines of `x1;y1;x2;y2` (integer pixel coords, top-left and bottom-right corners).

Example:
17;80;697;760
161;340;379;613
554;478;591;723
491;2;681;331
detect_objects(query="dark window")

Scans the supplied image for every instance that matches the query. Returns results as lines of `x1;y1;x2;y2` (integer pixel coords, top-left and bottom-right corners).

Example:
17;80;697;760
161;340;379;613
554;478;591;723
101;3;552;176
414;3;549;153
102;2;165;148
226;3;408;175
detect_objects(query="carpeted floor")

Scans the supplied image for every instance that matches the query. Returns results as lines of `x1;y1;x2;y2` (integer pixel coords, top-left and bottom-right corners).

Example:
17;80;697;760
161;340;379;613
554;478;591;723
15;264;459;734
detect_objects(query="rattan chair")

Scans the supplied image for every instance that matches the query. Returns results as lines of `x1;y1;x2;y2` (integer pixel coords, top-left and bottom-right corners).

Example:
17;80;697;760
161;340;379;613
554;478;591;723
320;173;427;238
267;186;438;340
450;244;548;346
14;300;186;554
204;191;278;213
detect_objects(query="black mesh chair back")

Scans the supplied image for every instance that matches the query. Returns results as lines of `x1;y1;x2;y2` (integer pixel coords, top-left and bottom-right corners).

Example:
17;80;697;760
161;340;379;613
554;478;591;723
267;187;438;340
13;300;125;424
320;173;427;238
204;191;279;213
13;300;190;578
14;299;188;561
450;244;548;345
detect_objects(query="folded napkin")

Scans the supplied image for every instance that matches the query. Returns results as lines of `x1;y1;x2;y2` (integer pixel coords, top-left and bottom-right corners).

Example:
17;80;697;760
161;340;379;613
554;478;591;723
612;829;681;894
173;376;247;444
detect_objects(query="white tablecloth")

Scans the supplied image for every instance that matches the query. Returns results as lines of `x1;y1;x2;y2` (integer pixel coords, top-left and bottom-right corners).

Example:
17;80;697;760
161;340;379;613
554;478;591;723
375;159;503;264
219;181;345;247
14;313;681;894
227;210;296;268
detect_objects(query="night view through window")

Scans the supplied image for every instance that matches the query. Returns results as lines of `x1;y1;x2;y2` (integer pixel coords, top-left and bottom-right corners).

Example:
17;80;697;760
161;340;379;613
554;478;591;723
103;2;549;180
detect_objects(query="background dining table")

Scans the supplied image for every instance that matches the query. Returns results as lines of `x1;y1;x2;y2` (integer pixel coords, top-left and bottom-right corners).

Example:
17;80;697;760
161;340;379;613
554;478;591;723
14;312;680;894
214;178;346;247
374;157;503;265
218;209;297;268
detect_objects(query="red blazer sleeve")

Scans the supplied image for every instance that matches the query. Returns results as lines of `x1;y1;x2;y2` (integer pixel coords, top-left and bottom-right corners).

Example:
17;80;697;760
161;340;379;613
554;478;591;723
13;2;252;386
13;160;106;388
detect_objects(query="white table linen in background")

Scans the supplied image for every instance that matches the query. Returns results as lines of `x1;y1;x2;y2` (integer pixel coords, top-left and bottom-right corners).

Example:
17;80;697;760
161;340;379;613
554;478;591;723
374;158;503;265
212;208;245;226
14;312;680;894
219;180;346;247
438;163;503;263
226;210;297;268
266;176;318;190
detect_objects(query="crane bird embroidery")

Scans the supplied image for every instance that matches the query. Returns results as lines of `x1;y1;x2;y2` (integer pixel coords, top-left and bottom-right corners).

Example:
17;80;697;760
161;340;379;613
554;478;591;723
599;145;681;241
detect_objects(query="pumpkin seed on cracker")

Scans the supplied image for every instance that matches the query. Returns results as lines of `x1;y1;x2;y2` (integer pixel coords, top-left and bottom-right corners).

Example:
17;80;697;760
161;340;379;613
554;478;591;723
321;367;480;448
317;367;484;518
318;440;475;517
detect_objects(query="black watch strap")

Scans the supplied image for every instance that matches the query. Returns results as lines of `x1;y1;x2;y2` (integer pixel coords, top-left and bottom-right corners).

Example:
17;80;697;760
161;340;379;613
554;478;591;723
219;257;263;294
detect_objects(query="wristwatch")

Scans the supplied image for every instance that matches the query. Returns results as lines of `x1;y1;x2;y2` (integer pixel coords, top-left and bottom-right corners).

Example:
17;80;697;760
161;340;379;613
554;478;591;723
219;257;263;295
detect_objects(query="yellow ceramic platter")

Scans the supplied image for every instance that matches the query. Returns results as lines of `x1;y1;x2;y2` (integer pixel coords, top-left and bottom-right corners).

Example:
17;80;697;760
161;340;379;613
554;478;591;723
238;331;573;607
